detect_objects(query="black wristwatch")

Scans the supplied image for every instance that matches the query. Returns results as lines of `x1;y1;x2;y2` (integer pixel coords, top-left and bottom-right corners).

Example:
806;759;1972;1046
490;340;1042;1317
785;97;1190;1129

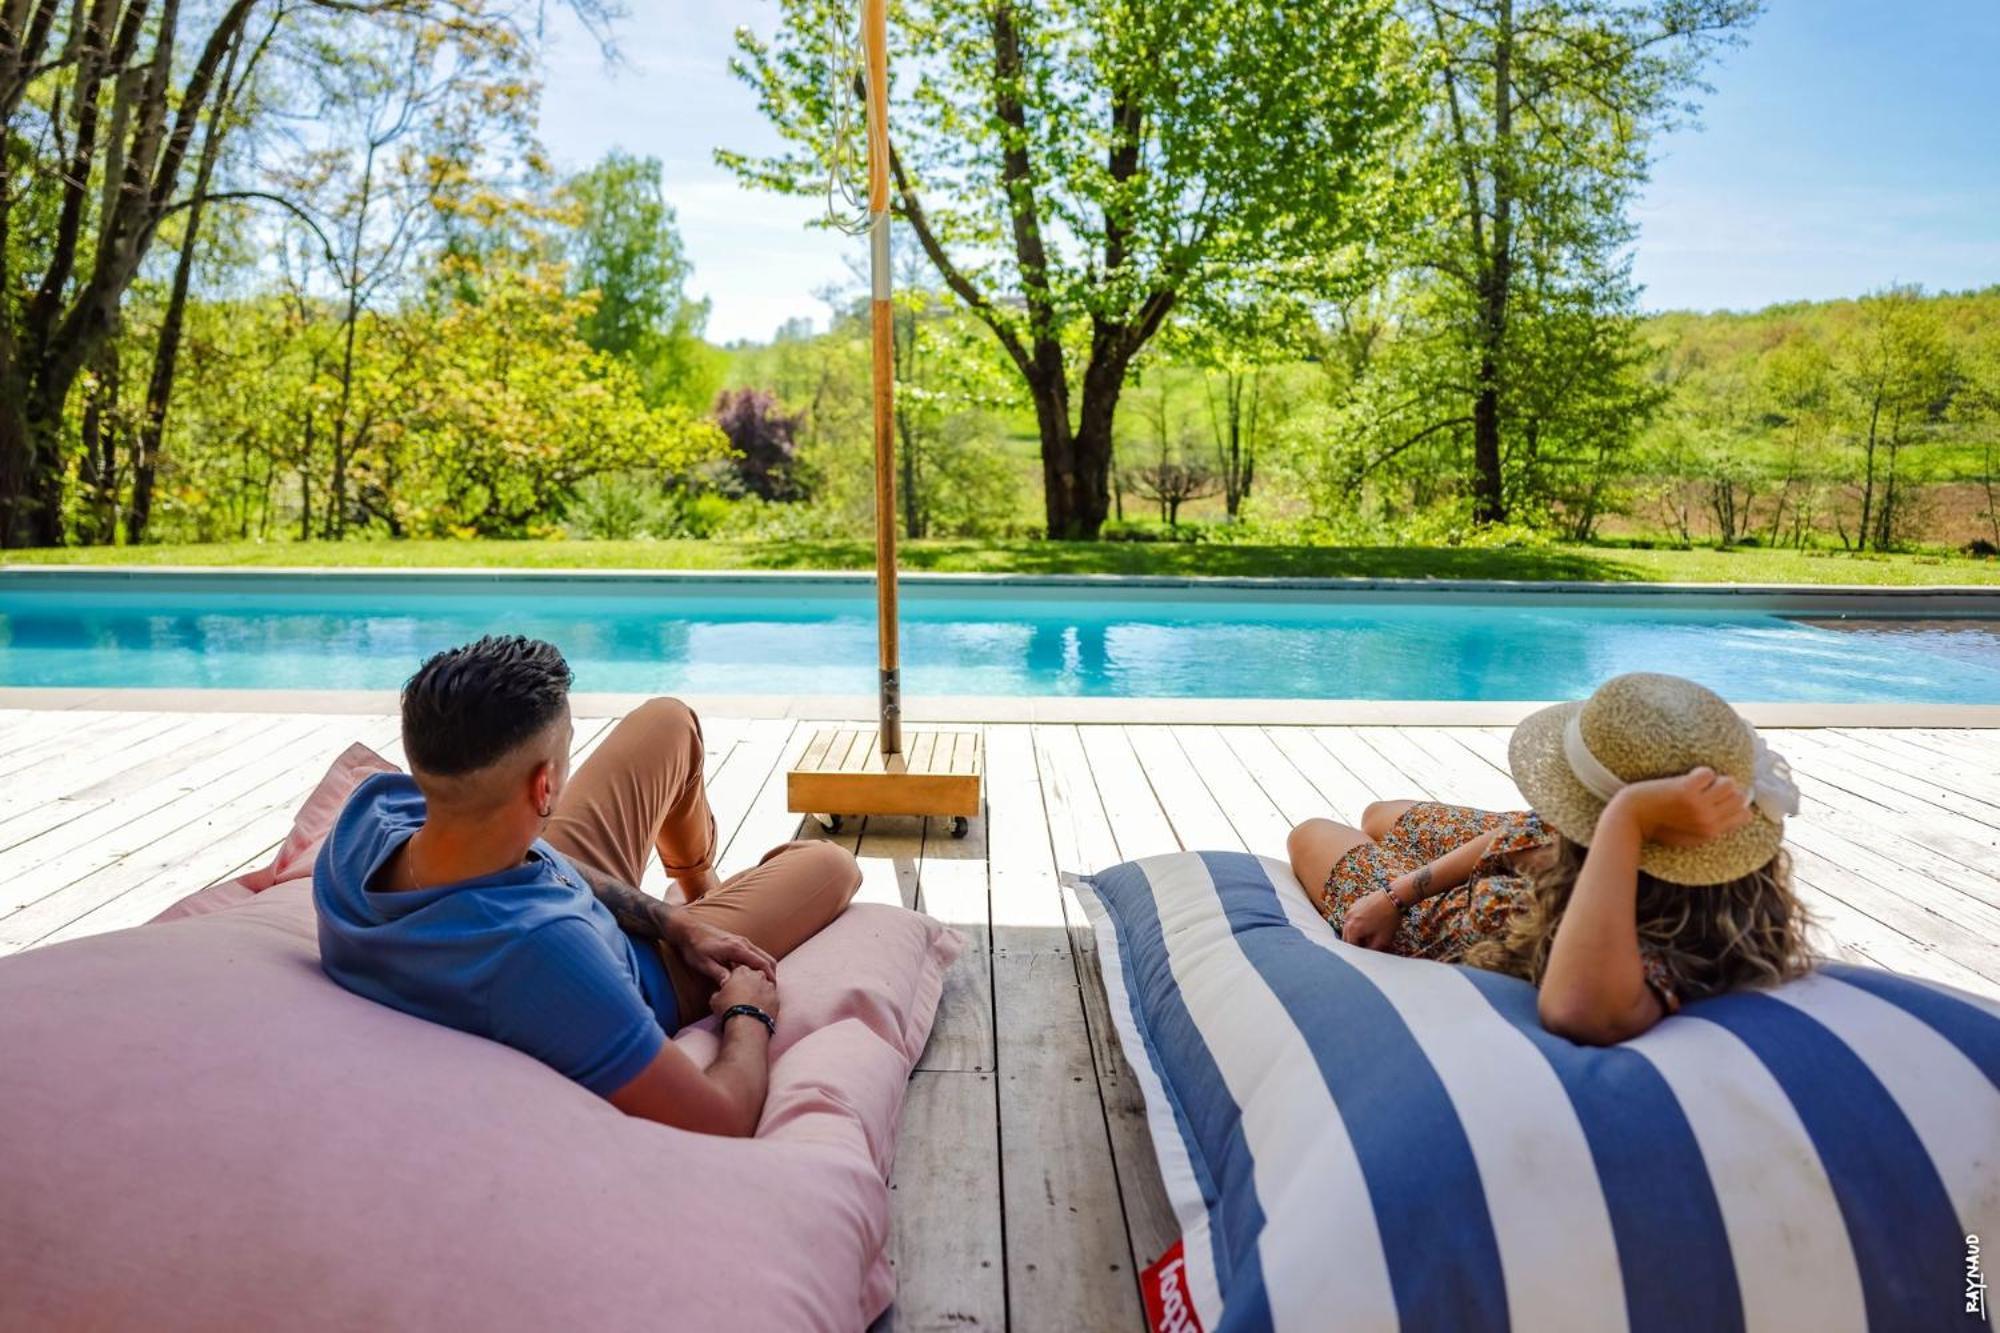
721;1004;777;1037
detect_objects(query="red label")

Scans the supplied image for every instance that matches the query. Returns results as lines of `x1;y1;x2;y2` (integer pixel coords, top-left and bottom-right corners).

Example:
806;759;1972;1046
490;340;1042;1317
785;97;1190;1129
1142;1240;1204;1333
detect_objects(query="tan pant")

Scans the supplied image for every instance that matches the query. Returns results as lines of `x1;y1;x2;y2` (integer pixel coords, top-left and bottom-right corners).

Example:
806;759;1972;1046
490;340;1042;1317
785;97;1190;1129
540;698;861;1025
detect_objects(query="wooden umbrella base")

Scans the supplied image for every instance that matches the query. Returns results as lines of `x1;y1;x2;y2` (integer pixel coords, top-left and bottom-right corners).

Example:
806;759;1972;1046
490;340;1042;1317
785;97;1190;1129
787;726;983;838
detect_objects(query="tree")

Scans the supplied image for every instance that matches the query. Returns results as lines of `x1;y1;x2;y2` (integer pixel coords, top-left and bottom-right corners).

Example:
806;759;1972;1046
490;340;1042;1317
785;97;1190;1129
725;0;1416;539
125;14;265;545
264;8;540;539
1172;293;1306;521
1409;0;1757;523
1834;285;1955;551
882;244;1014;539
386;258;728;536
0;0;275;546
562;150;720;411
1124;457;1218;526
713;386;806;501
0;0;613;547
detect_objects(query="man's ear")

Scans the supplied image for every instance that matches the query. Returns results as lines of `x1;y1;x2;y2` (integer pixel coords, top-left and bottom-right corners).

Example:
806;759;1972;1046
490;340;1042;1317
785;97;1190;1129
531;757;555;819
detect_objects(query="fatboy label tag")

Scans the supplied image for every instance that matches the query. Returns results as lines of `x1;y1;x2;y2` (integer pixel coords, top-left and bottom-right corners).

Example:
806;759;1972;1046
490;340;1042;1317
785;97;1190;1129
1142;1241;1204;1333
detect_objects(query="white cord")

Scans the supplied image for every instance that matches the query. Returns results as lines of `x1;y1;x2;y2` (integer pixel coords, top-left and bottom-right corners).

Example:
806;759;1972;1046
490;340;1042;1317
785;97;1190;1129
823;7;872;237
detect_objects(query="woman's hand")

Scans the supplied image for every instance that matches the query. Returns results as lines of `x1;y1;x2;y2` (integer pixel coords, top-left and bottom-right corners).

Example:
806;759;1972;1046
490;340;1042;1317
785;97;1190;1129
1614;767;1755;847
1341;889;1400;952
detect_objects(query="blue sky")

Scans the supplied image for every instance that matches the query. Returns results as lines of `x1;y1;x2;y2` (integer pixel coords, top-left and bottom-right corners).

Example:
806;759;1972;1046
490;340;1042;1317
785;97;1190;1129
537;0;2000;344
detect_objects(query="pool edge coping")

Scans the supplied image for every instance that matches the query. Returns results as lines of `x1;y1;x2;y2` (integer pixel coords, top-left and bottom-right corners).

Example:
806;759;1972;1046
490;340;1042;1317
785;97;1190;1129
6;563;2000;619
7;687;1998;728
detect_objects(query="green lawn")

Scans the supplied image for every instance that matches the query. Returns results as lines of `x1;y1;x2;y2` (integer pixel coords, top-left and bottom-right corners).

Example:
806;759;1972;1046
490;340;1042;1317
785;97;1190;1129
6;537;2000;585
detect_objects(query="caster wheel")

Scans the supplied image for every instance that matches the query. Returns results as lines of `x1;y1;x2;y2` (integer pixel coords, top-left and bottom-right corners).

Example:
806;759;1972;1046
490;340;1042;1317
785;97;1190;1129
816;813;844;834
950;816;970;839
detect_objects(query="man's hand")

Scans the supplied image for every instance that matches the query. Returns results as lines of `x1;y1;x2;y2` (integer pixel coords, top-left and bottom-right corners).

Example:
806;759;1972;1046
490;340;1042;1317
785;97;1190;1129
665;914;777;988
712;964;780;1022
1341;889;1400;952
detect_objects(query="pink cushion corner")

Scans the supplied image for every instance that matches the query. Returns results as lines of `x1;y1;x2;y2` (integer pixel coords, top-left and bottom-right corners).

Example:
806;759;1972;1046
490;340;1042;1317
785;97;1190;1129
0;882;963;1331
151;742;400;923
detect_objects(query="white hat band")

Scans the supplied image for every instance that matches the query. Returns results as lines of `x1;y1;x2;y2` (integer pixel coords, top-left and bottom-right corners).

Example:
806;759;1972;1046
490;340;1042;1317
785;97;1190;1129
1561;710;1800;825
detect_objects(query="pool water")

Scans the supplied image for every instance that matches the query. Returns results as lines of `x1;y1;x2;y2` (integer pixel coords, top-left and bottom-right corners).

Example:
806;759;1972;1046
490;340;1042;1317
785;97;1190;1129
4;576;1999;703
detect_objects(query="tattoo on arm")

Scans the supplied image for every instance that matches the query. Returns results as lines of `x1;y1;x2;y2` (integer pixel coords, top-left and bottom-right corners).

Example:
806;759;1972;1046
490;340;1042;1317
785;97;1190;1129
1411;865;1434;897
576;863;668;941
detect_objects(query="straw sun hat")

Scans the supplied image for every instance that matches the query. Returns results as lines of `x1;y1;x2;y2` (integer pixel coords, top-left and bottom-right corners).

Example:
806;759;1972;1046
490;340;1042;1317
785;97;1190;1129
1508;672;1801;886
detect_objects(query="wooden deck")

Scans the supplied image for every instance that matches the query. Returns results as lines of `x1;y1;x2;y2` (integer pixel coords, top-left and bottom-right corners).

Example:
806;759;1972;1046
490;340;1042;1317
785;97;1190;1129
7;708;2000;1331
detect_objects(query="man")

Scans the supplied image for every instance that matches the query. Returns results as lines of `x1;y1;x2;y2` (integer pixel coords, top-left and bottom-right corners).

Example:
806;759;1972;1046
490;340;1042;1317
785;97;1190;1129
313;635;861;1136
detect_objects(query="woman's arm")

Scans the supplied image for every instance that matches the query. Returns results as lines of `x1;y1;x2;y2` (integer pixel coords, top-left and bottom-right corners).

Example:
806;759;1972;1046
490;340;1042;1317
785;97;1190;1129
1342;830;1499;949
1539;768;1753;1045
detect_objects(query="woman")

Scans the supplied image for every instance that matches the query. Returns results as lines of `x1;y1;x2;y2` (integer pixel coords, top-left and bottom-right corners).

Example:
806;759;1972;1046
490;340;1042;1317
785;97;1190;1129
1286;673;1815;1045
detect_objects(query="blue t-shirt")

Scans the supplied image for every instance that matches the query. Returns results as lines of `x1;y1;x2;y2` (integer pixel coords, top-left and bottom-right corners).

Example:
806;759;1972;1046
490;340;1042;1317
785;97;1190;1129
312;772;678;1097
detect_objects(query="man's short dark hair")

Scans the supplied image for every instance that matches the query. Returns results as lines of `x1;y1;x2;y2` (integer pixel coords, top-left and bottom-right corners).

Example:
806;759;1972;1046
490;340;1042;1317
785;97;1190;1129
401;636;574;777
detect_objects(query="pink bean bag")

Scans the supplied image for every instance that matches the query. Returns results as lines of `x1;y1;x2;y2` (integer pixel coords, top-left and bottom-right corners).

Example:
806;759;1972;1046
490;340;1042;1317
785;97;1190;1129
0;746;961;1332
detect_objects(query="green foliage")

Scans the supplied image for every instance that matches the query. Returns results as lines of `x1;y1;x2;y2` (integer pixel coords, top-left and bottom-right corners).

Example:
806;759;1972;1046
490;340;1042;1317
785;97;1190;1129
8;0;1990;566
562;151;722;411
724;0;1419;537
1637;285;1996;551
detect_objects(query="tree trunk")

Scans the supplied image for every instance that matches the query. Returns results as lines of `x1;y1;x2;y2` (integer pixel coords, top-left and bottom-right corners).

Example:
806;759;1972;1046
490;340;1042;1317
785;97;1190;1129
78;338;123;543
1857;387;1882;552
0;379;34;546
897;411;922;539
1471;370;1505;522
130;24;241;546
1471;0;1513;525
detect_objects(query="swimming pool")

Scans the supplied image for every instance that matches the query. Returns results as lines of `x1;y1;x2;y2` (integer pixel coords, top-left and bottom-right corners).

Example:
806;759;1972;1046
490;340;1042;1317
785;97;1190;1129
5;572;2000;703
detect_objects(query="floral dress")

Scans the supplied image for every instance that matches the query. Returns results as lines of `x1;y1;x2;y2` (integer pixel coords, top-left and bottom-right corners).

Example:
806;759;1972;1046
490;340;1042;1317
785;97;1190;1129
1317;802;1681;1012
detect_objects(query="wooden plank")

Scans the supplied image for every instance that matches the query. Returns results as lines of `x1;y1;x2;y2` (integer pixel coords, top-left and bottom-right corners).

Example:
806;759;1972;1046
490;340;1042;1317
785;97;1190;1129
706;719;797;879
1782;728;2000;833
1125;726;1240;851
875;1071;1006;1332
914;804;995;1073
16;717;405;949
0;711;194;792
1819;728;2000;807
1031;724;1181;1276
1327;727;1437;802
796;726;839;774
1169;726;1293;855
1078;726;1180;855
0;712;333;893
1265;726;1380;823
788;769;981;819
0;713;295;864
713;720;811;881
1784;778;2000;919
1215;725;1335;827
1392;727;1526;812
851;814;922;911
1789;847;2000;999
0;709;113;758
984;724;1142;1329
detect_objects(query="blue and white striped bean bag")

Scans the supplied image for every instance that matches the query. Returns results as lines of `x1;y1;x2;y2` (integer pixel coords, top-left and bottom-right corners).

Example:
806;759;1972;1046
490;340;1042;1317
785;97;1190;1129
1078;851;1999;1333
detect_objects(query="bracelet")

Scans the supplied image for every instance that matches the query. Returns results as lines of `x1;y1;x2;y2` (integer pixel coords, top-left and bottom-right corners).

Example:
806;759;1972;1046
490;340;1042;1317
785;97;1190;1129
721;1004;776;1037
1380;885;1406;915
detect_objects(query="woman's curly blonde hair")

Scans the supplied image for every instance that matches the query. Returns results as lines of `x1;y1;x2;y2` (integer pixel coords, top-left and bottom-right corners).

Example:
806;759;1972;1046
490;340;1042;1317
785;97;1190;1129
1462;836;1818;1002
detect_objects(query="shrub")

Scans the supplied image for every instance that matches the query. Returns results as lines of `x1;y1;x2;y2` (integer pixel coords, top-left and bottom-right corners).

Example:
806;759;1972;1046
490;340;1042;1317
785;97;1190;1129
712;387;806;501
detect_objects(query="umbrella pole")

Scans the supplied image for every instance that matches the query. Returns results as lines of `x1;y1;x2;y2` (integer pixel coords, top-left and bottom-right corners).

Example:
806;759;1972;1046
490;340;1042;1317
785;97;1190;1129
864;0;901;759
